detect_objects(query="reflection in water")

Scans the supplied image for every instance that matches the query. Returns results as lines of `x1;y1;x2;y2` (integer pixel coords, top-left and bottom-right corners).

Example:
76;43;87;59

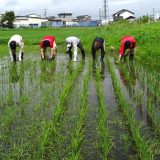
92;61;105;79
9;63;19;83
118;63;136;98
40;61;56;83
66;60;74;74
66;60;85;76
147;112;154;128
9;63;24;104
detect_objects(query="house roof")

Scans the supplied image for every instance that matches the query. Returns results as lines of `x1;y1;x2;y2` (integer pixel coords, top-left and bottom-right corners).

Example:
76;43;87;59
27;13;41;18
77;15;91;19
113;9;134;16
15;15;47;20
15;16;28;20
58;13;72;15
125;16;136;19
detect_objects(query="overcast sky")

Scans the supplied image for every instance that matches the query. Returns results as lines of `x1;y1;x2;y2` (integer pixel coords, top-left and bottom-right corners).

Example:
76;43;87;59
1;0;160;19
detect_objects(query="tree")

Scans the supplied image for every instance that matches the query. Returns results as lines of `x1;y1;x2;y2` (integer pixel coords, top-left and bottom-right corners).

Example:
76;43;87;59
1;11;15;28
137;15;149;23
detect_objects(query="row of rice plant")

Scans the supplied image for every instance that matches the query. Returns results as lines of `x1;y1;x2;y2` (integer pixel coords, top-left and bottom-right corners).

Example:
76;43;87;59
94;64;112;159
36;62;84;159
147;97;160;133
69;61;91;160
135;63;160;101
133;63;160;134
39;60;88;159
115;61;160;153
0;63;24;158
106;56;157;159
0;59;65;159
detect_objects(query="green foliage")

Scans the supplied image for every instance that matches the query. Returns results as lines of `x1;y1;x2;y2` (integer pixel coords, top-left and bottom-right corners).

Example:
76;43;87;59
137;15;149;23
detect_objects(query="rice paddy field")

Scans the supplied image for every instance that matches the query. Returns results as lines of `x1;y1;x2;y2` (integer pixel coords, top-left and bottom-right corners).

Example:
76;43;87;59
0;21;160;160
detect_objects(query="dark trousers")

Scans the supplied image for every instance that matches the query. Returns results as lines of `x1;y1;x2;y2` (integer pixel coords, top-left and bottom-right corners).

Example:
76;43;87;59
68;42;85;60
122;49;134;62
92;46;105;61
77;42;85;60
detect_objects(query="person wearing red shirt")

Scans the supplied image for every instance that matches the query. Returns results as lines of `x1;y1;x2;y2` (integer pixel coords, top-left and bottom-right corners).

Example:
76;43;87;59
116;36;136;64
40;36;56;60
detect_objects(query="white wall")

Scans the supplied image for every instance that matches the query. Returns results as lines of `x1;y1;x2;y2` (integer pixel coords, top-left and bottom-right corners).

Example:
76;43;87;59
13;19;30;27
119;11;134;19
28;17;48;26
66;21;79;26
13;17;48;28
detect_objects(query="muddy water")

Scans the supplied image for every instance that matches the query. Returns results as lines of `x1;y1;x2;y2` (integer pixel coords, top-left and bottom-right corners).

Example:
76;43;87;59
43;57;88;159
103;65;135;159
110;58;151;129
0;54;159;159
79;60;136;159
82;78;100;160
0;54;83;158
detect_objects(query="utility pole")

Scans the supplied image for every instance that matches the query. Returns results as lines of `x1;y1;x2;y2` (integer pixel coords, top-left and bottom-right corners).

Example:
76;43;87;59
153;8;156;21
99;8;102;20
153;8;155;17
103;0;109;22
104;0;106;19
44;9;47;18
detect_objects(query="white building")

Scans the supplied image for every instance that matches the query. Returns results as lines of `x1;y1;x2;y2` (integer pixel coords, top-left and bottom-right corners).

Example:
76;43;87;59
113;9;135;21
0;14;4;24
13;14;48;28
0;14;3;20
154;13;160;21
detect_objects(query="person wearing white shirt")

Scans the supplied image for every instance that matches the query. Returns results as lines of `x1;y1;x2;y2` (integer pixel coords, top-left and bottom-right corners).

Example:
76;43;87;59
65;36;85;61
8;35;24;62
